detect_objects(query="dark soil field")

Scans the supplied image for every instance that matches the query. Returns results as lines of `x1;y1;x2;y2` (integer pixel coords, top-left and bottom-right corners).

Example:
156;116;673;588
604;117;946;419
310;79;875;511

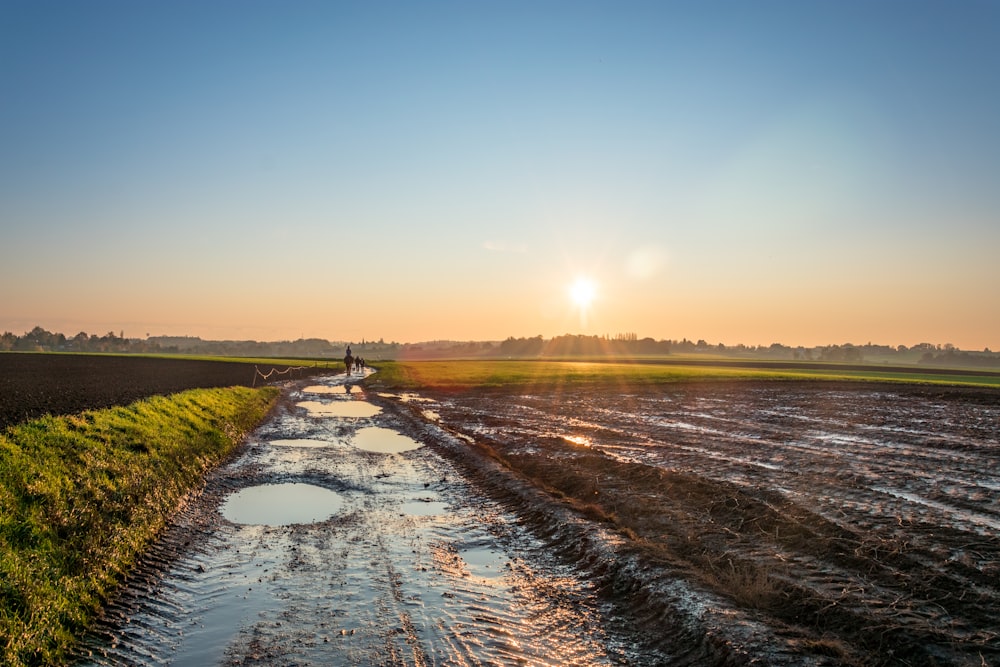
0;353;332;430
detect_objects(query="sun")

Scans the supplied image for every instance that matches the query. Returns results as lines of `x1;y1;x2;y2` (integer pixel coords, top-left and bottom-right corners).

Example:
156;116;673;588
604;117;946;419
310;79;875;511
569;277;597;309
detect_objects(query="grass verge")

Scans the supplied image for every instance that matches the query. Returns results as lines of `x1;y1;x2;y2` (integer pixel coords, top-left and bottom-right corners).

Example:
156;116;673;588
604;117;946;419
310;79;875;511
365;359;1000;391
0;386;278;667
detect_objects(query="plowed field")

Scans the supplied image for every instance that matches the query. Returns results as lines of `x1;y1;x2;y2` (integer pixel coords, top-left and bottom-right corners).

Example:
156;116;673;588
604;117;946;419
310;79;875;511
410;381;1000;665
0;353;329;429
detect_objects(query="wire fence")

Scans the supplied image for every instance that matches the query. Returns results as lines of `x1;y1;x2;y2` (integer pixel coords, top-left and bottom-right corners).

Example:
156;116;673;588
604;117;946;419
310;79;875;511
252;362;340;387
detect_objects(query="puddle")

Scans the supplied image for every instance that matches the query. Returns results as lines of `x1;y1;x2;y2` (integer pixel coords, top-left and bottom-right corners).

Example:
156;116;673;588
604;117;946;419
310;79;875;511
461;546;508;579
377;392;435;403
873;486;1000;531
401;499;449;516
221;483;345;526
301;385;342;394
399;393;434;403
269;438;332;448
351;427;423;454
296;400;382;418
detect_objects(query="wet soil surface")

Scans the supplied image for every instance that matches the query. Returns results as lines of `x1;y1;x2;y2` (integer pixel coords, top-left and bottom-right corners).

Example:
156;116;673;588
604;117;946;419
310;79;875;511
419;382;1000;666
77;376;1000;666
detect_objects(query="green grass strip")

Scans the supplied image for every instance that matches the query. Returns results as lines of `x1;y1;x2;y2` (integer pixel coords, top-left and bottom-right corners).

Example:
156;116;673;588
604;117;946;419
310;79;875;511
365;359;1000;391
0;386;278;667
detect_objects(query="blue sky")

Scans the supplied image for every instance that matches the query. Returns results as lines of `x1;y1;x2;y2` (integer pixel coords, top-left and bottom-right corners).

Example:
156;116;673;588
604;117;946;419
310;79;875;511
2;1;998;348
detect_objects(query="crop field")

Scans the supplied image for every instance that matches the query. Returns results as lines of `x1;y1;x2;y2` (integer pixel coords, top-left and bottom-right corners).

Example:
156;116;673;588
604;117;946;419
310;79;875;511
371;358;1000;391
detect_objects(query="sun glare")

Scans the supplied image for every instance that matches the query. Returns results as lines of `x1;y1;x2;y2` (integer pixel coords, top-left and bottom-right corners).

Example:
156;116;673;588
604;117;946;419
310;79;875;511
569;277;597;309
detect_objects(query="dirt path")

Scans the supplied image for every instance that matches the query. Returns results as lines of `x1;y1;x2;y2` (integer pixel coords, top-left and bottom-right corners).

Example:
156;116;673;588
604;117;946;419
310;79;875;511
77;373;671;665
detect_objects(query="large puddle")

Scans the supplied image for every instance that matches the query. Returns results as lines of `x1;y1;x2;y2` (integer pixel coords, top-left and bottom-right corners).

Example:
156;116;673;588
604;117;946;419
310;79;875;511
351;426;423;454
303;385;362;395
269;438;332;448
221;483;345;526
296;400;382;418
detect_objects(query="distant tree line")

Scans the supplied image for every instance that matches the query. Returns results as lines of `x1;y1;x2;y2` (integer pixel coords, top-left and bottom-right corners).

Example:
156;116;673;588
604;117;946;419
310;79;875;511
0;326;157;353
4;326;998;368
454;335;1000;368
496;334;670;357
0;326;401;360
146;336;402;359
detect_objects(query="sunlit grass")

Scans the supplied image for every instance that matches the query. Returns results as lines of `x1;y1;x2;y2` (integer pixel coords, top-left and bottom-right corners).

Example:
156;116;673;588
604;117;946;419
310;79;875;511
364;359;1000;391
0;386;278;667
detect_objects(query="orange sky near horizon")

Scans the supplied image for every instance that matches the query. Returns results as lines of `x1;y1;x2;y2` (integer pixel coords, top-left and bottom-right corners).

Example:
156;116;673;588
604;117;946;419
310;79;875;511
2;3;999;351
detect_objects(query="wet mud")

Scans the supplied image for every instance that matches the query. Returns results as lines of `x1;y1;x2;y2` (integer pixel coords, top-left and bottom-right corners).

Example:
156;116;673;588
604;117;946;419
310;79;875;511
412;382;1000;666
76;376;1000;666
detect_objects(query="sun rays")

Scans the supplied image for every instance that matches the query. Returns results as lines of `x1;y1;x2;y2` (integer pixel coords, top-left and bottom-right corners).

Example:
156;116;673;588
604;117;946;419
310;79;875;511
568;276;598;329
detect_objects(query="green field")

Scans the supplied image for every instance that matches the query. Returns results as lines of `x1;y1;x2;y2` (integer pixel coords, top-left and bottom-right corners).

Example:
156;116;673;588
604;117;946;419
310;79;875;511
0;386;278;667
365;358;1000;391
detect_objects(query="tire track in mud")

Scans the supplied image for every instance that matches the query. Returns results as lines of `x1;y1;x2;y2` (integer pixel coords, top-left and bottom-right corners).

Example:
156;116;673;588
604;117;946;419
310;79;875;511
76;374;658;666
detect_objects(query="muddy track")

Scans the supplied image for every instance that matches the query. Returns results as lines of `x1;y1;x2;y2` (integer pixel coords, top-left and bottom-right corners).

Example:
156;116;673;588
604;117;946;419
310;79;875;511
78;375;675;666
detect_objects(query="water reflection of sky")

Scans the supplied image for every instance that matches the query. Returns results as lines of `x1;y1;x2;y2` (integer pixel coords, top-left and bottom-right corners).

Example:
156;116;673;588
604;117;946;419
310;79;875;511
296;400;382;418
221;483;344;526
352;426;422;454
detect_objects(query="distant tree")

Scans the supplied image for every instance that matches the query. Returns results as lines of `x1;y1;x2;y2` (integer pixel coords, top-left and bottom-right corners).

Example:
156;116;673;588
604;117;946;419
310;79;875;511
499;335;544;357
17;326;65;351
632;337;664;354
71;331;90;351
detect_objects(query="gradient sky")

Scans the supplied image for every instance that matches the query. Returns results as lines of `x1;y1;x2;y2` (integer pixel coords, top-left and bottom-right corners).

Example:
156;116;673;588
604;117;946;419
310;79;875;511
2;1;998;349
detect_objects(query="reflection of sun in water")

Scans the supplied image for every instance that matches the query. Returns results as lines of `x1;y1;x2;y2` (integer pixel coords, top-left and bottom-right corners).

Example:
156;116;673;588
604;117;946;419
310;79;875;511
569;277;597;309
